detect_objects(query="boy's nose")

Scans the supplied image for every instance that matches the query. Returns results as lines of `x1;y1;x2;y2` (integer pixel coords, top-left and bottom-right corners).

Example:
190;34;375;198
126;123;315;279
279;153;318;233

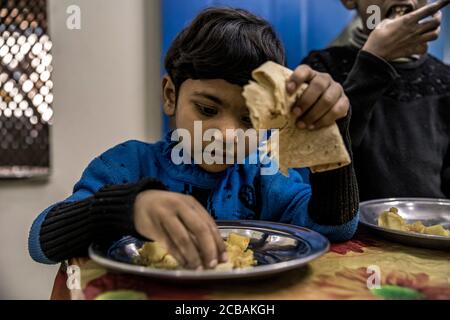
217;118;242;137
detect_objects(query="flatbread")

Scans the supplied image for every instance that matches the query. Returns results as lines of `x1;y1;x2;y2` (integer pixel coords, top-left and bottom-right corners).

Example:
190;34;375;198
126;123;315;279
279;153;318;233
243;61;351;175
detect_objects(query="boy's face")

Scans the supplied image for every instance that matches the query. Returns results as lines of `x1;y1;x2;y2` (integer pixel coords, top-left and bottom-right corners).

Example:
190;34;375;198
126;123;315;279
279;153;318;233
343;0;428;33
163;77;254;173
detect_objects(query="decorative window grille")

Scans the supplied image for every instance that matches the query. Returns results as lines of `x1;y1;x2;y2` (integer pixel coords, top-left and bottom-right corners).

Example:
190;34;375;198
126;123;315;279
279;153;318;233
0;0;52;178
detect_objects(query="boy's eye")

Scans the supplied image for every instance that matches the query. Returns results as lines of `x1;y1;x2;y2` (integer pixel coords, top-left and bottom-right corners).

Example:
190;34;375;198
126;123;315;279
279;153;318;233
196;104;218;117
241;115;252;126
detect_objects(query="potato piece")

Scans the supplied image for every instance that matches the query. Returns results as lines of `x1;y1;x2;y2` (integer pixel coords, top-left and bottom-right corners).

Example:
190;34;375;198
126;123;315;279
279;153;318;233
378;210;405;231
215;262;234;271
226;244;242;261
424;224;448;236
160;254;180;269
138;233;257;270
223;234;256;269
405;221;426;234
138;242;167;263
234;249;256;269
227;233;250;251
389;207;399;214
378;207;449;237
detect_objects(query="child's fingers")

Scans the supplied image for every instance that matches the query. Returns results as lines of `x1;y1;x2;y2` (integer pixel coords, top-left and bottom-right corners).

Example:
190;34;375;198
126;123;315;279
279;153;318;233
294;74;332;128
162;217;203;269
297;82;342;129
163;234;188;268
184;196;226;261
286;65;317;94
208;223;227;262
193;202;227;260
203;217;227;262
201;212;227;261
141;212;189;267
408;0;449;23
178;206;219;269
312;96;349;129
151;216;189;267
179;196;220;268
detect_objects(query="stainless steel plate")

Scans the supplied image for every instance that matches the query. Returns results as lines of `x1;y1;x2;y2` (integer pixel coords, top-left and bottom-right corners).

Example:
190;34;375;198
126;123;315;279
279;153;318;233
89;220;329;281
360;198;450;250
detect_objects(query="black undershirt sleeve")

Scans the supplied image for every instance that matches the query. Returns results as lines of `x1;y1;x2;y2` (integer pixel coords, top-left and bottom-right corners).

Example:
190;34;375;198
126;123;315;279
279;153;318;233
39;178;167;262
307;112;359;225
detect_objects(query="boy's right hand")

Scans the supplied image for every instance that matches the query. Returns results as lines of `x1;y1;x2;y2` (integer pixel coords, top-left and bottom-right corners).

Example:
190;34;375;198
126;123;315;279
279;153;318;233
363;1;449;61
133;190;227;270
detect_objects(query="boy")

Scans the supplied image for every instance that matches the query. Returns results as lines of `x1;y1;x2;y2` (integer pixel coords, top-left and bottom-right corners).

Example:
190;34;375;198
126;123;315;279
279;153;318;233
29;8;359;270
298;0;450;201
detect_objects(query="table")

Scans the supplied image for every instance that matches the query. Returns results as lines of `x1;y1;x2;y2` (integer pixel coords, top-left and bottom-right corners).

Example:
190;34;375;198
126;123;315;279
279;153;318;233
50;228;450;300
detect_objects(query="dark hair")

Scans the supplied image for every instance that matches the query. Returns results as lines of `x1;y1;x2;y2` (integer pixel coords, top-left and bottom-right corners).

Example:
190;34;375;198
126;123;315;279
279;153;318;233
165;7;285;93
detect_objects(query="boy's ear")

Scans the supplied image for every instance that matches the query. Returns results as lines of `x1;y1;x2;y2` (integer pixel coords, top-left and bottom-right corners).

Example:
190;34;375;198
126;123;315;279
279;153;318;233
162;75;176;116
341;0;357;10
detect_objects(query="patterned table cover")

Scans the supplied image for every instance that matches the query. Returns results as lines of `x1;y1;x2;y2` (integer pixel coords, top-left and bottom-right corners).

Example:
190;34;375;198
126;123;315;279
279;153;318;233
50;228;450;300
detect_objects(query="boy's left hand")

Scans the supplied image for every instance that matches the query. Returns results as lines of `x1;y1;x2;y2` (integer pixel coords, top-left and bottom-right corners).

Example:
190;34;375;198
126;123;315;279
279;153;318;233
286;65;349;130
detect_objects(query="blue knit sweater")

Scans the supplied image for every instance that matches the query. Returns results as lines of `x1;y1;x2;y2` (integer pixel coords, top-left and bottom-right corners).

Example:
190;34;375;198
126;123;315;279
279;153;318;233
29;133;359;264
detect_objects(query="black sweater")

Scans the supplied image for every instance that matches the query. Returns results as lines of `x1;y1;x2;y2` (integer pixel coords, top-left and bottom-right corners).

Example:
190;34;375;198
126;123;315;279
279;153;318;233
303;47;450;201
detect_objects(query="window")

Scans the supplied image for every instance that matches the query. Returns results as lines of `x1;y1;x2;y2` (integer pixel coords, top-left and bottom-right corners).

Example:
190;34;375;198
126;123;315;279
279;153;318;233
0;0;52;178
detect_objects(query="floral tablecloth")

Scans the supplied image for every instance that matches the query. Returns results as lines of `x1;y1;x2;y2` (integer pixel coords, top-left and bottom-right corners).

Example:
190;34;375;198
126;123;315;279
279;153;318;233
51;228;450;300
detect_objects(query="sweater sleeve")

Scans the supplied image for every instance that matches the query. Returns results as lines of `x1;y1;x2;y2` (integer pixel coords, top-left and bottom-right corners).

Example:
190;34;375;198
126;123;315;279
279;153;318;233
28;147;166;264
306;112;359;241
343;51;399;147
259;113;359;242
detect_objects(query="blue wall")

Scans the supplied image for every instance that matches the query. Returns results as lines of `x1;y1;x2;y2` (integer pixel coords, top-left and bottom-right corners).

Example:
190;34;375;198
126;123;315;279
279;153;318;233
443;5;450;64
161;0;354;70
161;0;450;132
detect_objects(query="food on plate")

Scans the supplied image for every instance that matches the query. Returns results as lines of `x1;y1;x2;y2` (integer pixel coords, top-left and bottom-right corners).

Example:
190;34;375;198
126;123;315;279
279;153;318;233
137;242;180;270
378;207;450;237
224;233;255;269
423;224;449;237
136;233;257;270
242;61;351;175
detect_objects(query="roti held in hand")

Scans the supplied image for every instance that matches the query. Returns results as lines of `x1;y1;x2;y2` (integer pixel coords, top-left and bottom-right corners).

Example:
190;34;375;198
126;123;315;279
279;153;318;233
243;61;351;175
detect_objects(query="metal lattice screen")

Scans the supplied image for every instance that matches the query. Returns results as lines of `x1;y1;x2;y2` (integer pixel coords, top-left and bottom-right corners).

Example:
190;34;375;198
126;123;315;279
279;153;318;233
0;0;52;178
